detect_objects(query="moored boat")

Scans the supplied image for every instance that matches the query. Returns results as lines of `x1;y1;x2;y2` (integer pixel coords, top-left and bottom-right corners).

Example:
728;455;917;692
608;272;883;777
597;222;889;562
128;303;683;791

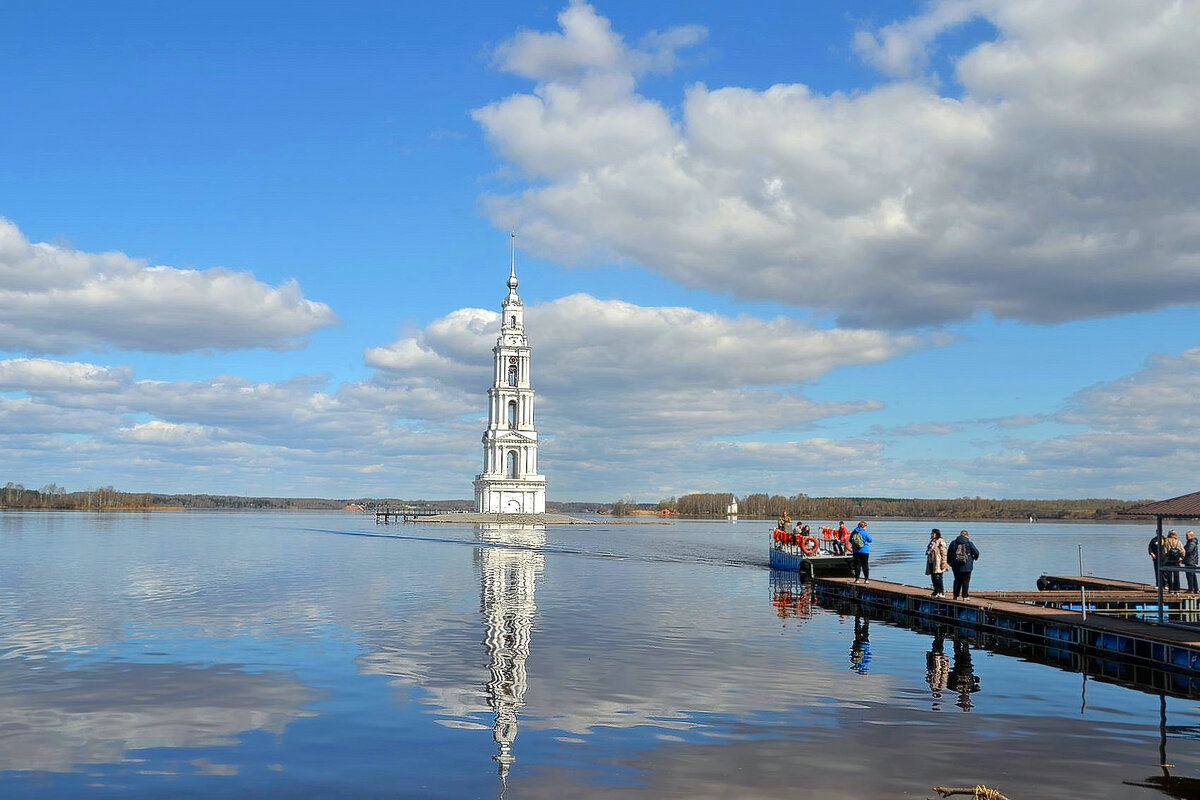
769;525;853;576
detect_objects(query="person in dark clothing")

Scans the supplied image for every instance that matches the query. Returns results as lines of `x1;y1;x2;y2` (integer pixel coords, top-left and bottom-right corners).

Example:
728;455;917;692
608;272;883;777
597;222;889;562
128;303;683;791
948;637;981;712
850;614;871;675
1148;532;1164;587
947;530;980;600
1186;531;1199;593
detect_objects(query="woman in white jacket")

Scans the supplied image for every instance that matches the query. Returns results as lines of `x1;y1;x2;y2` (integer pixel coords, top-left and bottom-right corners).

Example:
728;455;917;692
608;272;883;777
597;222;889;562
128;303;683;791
925;528;948;597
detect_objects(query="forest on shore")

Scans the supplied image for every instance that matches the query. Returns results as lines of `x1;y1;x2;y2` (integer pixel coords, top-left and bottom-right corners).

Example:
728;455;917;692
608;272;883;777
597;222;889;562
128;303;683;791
610;492;1147;521
0;480;1148;520
0;481;602;514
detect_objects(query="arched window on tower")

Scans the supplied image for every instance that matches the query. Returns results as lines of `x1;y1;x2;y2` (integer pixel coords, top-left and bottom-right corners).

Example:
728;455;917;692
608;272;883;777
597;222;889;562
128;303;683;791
507;450;519;478
507;400;517;428
507;363;518;387
510;315;516;327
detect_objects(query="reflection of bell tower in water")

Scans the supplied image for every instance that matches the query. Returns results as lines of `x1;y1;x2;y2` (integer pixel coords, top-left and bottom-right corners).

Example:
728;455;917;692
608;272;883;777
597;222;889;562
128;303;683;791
473;233;547;514
476;523;544;781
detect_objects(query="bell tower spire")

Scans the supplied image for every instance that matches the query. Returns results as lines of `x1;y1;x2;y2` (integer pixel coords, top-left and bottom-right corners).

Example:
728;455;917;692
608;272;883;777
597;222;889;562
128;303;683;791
509;230;517;286
473;233;547;514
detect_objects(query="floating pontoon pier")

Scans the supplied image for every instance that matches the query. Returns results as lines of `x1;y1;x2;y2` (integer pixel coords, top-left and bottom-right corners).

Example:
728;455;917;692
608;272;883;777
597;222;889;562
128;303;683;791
375;509;440;524
811;575;1200;678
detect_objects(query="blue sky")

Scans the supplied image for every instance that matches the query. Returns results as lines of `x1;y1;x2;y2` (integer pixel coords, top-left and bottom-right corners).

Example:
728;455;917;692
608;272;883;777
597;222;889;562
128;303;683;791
1;0;1198;502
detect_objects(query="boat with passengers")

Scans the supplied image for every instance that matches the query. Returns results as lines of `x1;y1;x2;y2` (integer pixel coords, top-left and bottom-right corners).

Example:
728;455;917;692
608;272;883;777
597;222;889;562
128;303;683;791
769;524;854;576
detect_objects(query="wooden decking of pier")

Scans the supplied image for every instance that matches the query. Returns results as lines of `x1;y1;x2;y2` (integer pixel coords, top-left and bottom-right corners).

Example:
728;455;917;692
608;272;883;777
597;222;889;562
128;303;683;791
812;575;1200;676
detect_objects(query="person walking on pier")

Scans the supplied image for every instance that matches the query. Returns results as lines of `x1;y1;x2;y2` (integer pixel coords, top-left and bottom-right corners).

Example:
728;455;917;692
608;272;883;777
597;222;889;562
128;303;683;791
926;528;948;597
1186;531;1198;593
948;530;980;600
850;521;873;584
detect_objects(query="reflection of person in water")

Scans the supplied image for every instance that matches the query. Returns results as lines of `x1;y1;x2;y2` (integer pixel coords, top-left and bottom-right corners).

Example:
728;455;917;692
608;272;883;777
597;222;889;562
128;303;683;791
850;614;872;674
925;633;949;711
948;637;981;712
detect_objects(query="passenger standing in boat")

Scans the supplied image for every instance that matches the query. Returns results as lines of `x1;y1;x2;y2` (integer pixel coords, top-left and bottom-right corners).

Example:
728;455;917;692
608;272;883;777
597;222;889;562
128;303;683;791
830;522;849;554
948;530;980;600
1185;531;1198;593
925;528;948;597
850;521;872;584
836;521;852;556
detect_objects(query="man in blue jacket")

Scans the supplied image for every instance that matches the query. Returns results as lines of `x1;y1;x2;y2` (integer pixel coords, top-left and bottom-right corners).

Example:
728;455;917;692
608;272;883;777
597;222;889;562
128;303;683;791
948;530;981;600
850;521;873;584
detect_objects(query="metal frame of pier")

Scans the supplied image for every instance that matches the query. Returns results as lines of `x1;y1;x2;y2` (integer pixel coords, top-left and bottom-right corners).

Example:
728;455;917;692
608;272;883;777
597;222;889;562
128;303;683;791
813;576;1200;680
375;509;441;524
1121;490;1200;626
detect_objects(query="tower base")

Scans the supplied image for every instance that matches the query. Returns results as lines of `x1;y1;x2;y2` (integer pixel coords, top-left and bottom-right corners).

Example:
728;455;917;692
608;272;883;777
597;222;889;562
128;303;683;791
474;477;546;514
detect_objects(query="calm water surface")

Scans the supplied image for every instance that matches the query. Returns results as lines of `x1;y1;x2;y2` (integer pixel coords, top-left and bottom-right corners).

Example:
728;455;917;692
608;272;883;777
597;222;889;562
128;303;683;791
0;512;1196;799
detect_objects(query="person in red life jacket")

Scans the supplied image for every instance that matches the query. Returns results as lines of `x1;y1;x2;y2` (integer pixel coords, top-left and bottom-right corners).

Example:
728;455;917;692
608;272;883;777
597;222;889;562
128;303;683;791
832;521;850;555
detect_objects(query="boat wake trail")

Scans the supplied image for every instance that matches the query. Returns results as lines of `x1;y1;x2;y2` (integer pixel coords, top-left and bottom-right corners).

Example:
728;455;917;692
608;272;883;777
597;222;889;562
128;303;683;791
299;527;765;570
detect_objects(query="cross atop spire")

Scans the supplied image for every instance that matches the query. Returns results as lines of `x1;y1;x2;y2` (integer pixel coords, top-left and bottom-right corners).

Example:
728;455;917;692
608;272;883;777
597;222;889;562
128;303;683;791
507;231;519;291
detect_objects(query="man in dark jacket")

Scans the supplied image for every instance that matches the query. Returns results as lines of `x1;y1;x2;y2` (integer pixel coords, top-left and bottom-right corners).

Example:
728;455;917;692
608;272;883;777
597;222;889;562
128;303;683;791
1185;531;1198;593
1149;533;1167;587
948;530;980;600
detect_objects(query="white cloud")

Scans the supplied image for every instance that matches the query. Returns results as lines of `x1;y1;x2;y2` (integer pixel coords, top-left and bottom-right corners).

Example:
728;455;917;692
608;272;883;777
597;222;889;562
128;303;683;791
0;358;132;392
0;294;926;498
114;420;213;446
945;346;1200;496
1060;348;1200;433
475;1;1200;328
871;422;962;437
492;0;705;82
0;218;339;353
5;291;1197;500
853;0;983;78
363;294;926;496
372;294;927;390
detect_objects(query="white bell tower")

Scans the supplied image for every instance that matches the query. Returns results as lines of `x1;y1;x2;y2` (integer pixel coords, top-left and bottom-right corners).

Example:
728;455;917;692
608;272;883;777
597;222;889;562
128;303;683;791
473;233;547;514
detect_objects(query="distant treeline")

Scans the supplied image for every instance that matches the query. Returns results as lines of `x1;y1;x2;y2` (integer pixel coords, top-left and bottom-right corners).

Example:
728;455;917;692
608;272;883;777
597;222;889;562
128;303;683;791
611;492;1147;521
0;481;607;514
1;482;157;510
0;480;1146;520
